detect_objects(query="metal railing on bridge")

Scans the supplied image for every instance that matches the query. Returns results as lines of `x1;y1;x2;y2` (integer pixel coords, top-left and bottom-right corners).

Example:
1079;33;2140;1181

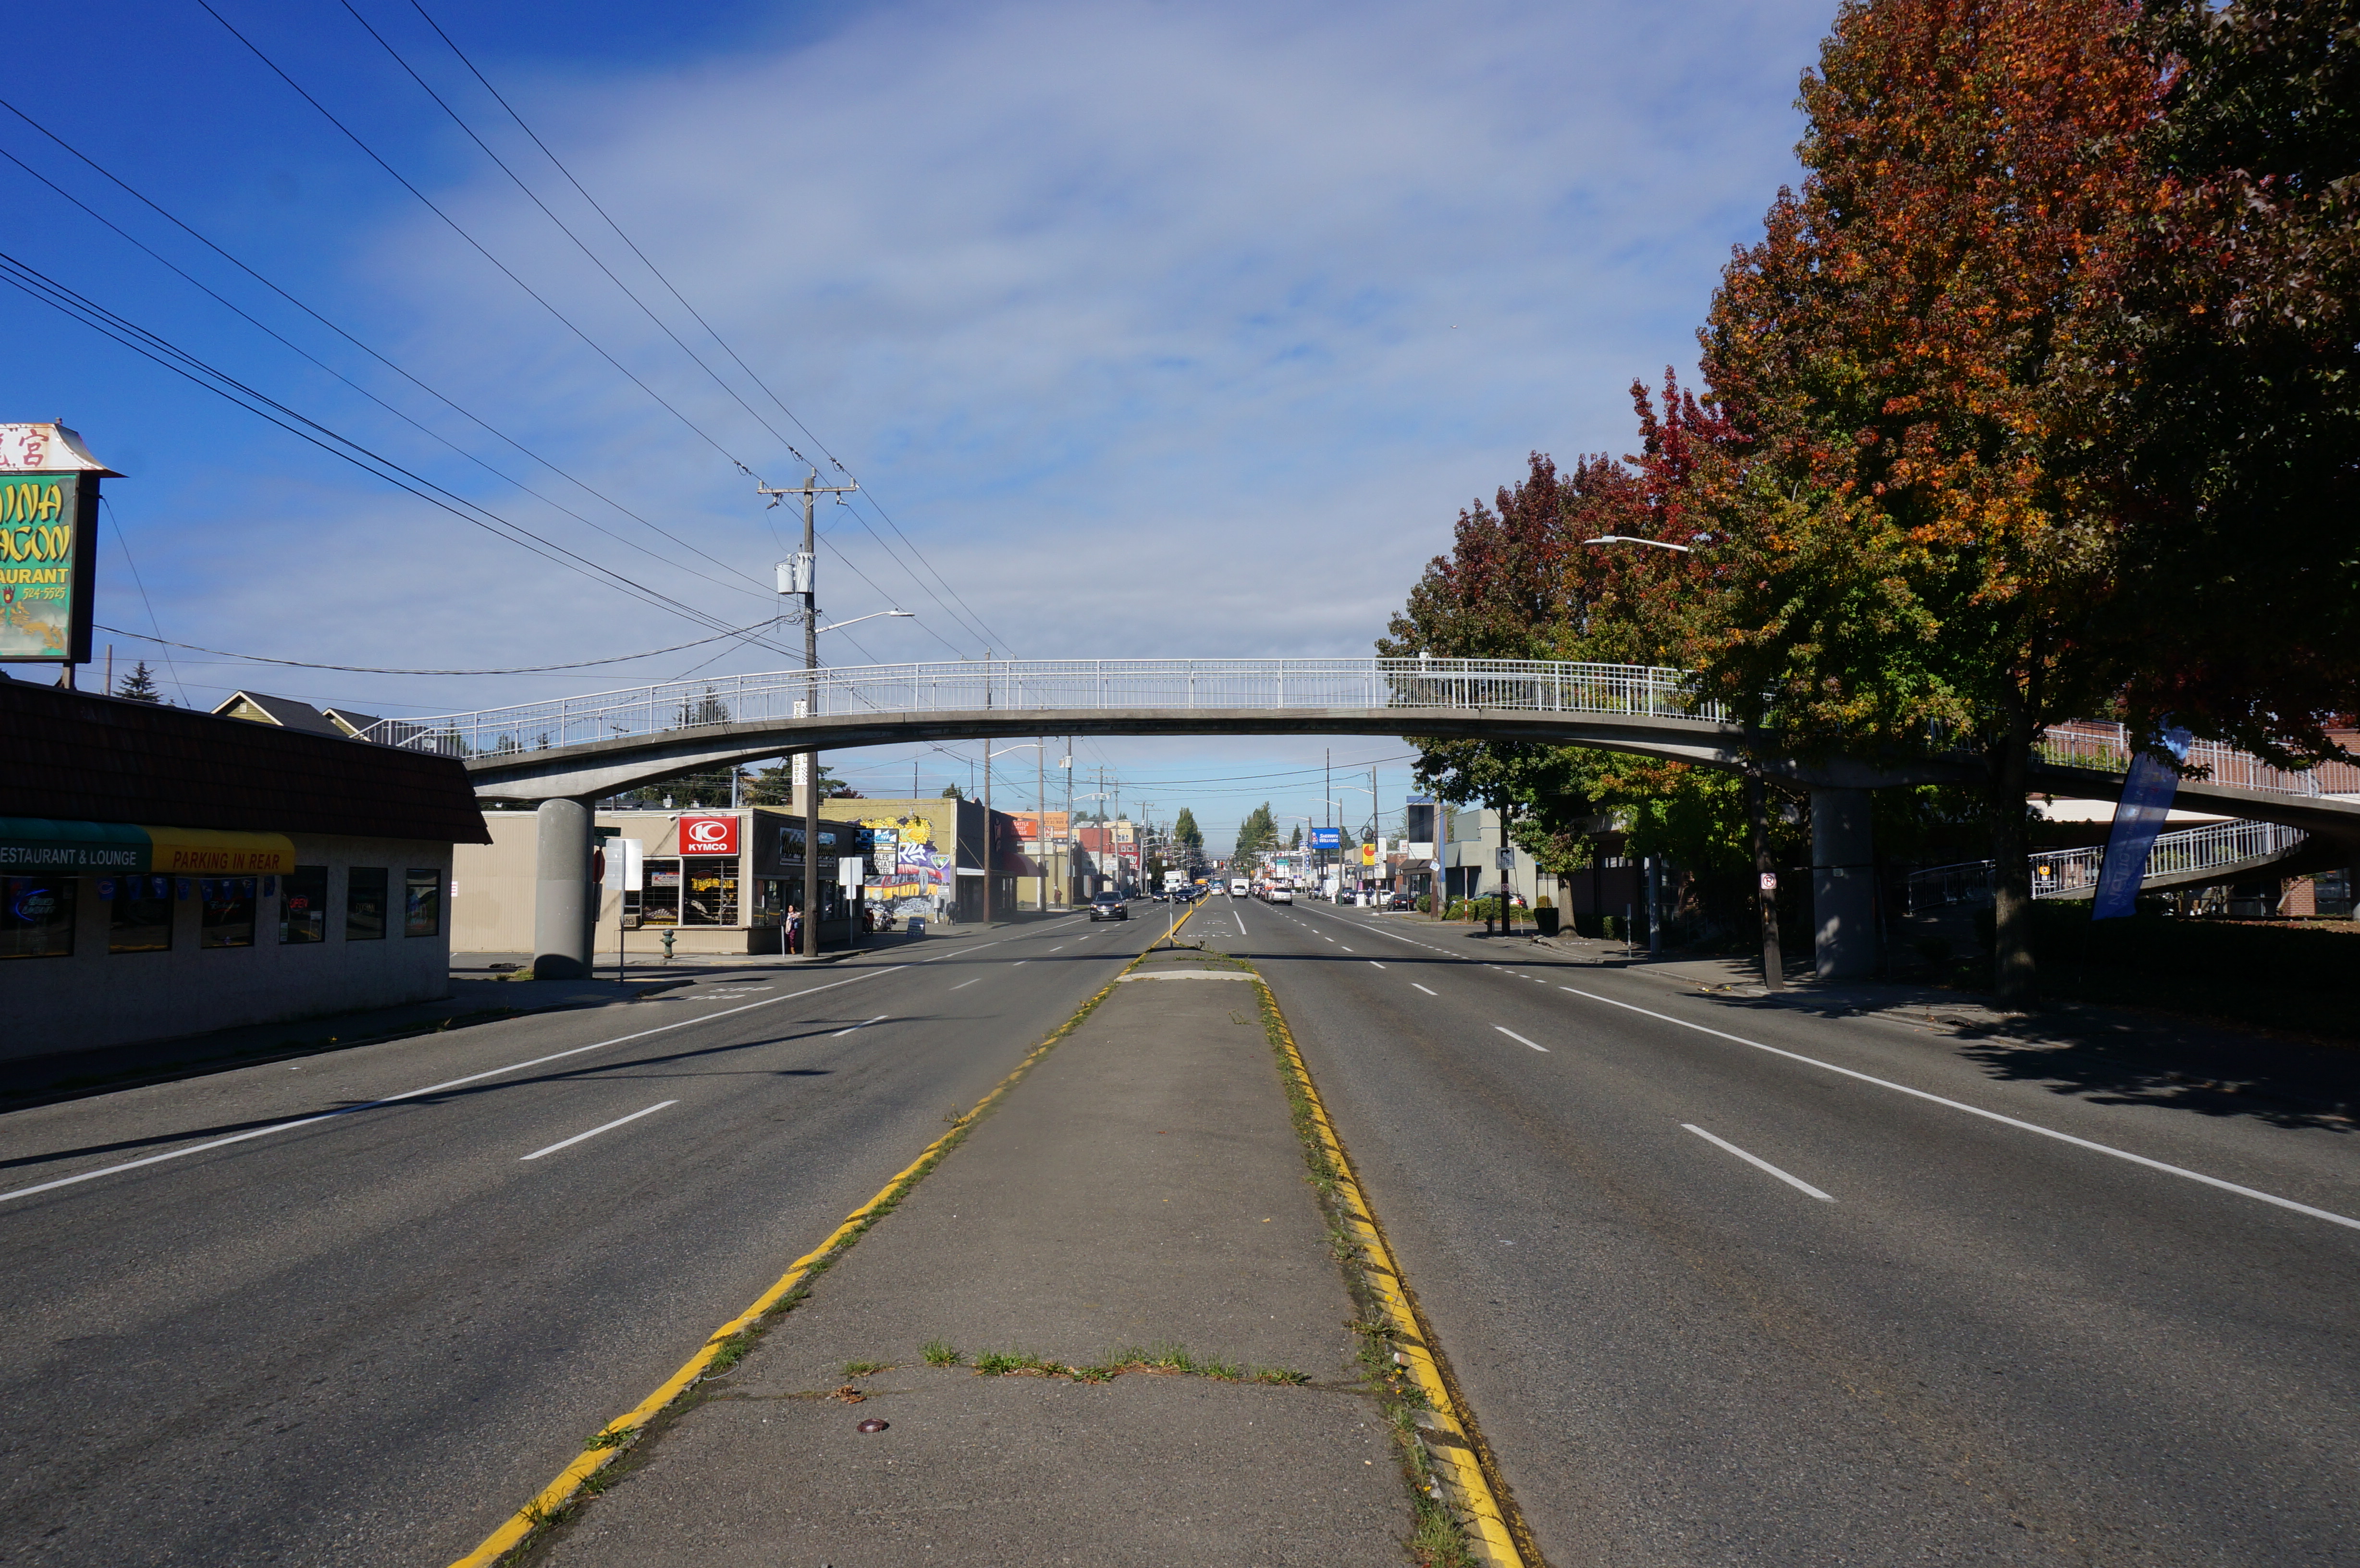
1905;818;2309;912
2035;721;2360;799
354;658;1726;757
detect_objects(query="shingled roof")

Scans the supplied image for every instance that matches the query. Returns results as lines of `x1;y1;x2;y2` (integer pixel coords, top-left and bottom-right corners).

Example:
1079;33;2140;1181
1;677;490;843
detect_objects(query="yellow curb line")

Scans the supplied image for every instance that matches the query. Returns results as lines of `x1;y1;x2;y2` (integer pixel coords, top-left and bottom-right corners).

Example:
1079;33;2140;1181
447;908;1196;1568
1254;975;1531;1568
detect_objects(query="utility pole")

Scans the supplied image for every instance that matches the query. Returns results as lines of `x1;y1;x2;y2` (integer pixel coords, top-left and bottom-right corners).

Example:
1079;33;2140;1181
757;467;857;957
1064;736;1074;906
1746;768;1784;992
1035;737;1046;911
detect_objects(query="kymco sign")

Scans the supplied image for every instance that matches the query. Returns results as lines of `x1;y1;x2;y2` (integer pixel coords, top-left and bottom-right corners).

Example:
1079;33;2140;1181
679;815;741;856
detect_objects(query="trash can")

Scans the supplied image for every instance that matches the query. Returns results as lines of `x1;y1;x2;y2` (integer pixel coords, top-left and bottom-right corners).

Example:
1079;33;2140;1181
1535;907;1561;937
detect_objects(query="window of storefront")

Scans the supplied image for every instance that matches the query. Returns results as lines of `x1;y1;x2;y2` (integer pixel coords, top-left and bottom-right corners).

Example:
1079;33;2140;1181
280;865;329;943
633;859;682;926
201;877;258;948
347;867;388;940
405;869;442;937
107;874;173;954
1;875;75;959
750;879;787;928
683;866;739;925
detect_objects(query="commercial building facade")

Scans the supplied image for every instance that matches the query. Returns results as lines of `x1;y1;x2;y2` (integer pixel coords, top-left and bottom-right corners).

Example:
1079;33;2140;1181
1;675;487;1056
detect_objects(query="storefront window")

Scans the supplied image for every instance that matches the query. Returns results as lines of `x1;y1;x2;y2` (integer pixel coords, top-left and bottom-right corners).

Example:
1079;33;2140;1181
405;869;442;937
1;876;75;959
633;859;682;926
750;879;787;928
683;867;739;925
107;874;173;954
347;867;388;940
202;877;258;949
280;866;328;944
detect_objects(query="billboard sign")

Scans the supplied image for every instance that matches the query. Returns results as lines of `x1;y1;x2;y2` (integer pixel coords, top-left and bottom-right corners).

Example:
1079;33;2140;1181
678;814;740;856
1308;827;1343;850
0;423;115;665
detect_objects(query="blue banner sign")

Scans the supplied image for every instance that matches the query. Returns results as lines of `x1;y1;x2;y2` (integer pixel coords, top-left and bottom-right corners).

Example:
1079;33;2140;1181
2092;728;2191;920
1308;827;1343;849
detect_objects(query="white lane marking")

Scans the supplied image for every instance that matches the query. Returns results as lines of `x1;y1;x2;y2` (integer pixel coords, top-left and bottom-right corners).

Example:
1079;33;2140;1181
1494;1026;1549;1053
1235;913;1247;935
0;968;901;1206
1683;1123;1834;1202
1011;961;1027;967
950;978;980;990
1341;946;1353;952
832;1015;889;1037
1413;983;1438;996
1368;961;1386;969
1050;945;1066;952
1557;984;2360;1233
522;1100;677;1162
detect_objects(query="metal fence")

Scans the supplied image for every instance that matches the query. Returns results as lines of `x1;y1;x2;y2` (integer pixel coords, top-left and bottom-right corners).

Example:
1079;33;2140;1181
1905;818;2309;912
2034;722;2360;798
355;658;1726;758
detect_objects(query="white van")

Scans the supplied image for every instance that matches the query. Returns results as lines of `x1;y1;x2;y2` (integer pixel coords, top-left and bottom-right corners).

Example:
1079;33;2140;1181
1229;878;1250;897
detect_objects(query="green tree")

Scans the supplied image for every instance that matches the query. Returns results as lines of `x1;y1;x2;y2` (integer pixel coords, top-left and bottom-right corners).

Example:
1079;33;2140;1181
1172;807;1204;852
1686;0;2160;1003
2090;0;2360;760
1232;802;1278;876
113;660;165;703
746;760;858;804
941;783;966;800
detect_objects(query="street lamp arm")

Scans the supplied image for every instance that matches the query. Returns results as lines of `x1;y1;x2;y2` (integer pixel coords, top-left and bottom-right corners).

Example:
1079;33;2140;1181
816;609;914;634
1583;535;1692;553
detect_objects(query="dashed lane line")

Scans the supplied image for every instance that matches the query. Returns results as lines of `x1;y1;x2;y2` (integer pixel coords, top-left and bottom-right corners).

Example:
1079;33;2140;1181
0;968;902;1207
522;1101;677;1163
1682;1123;1834;1201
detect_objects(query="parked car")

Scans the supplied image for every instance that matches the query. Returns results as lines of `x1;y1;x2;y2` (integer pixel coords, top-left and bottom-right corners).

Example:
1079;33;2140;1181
1387;892;1416;911
1089;892;1129;921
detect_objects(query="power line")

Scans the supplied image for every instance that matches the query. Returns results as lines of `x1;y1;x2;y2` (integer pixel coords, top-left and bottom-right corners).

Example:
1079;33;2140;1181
404;0;1015;655
0;247;795;655
195;0;770;484
91;617;791;675
0;135;770;608
0;97;776;598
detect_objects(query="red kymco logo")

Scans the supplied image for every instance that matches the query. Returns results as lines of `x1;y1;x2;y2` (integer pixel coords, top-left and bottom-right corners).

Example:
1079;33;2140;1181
679;815;740;855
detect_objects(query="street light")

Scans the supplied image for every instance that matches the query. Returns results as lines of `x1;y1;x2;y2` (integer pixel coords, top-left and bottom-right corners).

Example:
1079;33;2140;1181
1583;535;1692;553
815;609;914;634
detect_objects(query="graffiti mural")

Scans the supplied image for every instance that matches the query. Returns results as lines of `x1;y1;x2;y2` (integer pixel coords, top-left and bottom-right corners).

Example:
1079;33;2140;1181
860;815;955;922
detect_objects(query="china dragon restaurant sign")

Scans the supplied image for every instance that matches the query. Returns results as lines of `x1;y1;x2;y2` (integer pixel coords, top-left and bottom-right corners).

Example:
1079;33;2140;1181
0;423;118;665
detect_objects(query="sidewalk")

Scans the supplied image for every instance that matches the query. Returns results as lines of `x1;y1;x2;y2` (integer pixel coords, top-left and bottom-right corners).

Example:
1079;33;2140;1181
532;943;1414;1566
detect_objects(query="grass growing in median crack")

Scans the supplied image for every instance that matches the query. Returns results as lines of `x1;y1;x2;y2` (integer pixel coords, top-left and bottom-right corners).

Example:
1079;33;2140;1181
954;1342;1312;1387
922;1338;962;1366
841;1360;890;1377
1252;972;1485;1568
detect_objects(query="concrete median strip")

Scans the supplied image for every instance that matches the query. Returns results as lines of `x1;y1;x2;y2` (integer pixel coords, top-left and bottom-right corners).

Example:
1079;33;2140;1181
444;914;1196;1568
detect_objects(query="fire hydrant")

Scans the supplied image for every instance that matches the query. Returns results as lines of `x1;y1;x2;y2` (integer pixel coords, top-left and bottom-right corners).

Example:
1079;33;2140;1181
661;928;676;964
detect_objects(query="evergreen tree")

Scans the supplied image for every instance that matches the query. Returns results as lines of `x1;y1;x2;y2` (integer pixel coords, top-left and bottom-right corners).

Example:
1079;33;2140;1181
114;660;165;703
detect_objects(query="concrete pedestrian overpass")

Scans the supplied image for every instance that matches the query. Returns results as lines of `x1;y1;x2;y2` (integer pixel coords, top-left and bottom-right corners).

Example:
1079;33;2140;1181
365;658;2360;975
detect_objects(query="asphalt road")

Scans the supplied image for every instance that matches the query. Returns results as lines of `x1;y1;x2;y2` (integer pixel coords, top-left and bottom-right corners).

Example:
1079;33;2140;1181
0;908;1161;1567
1212;894;2360;1567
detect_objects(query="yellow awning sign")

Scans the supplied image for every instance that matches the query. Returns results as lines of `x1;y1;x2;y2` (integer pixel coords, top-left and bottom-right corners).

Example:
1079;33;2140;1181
140;827;296;876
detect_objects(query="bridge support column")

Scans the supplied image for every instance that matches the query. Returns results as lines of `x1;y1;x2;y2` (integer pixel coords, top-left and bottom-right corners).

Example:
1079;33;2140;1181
1811;788;1877;981
533;797;596;980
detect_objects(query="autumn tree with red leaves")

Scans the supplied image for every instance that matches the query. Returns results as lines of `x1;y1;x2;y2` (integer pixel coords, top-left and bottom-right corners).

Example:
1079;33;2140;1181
1685;0;2163;1002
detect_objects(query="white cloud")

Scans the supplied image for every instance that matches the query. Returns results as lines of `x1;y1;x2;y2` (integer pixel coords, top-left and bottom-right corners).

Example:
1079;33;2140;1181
303;0;1832;699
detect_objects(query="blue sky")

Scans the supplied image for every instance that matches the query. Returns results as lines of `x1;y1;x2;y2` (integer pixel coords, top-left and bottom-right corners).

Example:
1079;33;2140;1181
4;0;1833;847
